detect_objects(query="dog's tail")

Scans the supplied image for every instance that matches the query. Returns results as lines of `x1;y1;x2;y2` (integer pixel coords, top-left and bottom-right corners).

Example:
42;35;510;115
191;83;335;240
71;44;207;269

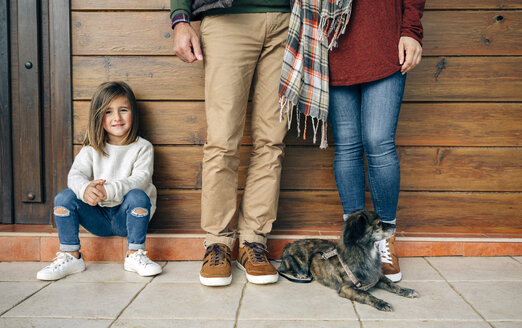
277;270;313;283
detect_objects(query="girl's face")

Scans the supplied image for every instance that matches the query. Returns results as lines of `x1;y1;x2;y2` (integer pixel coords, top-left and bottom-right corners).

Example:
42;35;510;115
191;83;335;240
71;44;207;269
103;95;132;145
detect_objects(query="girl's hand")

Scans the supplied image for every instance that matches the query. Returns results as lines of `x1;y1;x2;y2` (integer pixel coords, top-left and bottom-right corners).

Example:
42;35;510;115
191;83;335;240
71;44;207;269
398;36;422;74
83;179;106;206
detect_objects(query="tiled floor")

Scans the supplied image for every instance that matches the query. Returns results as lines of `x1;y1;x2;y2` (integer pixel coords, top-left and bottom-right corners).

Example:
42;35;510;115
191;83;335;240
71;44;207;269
0;257;521;328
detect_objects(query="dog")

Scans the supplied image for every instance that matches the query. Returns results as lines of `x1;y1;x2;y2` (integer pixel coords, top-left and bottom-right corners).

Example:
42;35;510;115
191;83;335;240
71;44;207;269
278;210;418;311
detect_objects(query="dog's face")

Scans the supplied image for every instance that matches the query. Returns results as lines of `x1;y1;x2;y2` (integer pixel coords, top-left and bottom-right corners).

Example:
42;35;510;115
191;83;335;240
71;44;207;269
343;210;395;246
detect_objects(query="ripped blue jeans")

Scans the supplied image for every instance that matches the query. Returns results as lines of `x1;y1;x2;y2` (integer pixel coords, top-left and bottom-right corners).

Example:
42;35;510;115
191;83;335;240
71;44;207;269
53;189;151;251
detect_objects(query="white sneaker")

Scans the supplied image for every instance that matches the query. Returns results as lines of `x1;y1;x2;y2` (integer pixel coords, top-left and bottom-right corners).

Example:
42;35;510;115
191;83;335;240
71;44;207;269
124;249;162;276
37;252;86;280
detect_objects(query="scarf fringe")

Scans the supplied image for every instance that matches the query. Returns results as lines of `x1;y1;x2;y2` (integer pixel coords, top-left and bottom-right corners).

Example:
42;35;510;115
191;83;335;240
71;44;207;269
279;95;329;149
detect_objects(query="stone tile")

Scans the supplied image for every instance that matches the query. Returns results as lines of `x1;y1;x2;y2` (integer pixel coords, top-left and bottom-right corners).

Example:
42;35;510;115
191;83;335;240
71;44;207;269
4;282;146;319
399;257;442;281
152;261;246;284
427;257;522;281
452;281;522;321
362;321;490;328
512;256;522;264
239;279;358;321
0;318;111;328
62;263;155;283
356;281;481;320
119;282;243;319
237;320;359;328
0;282;47;315
0;262;48;281
112;319;235;327
491;322;522;328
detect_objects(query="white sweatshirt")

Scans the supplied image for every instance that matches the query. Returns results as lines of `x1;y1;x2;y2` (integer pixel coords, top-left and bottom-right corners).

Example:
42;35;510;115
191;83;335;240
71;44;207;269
68;137;157;217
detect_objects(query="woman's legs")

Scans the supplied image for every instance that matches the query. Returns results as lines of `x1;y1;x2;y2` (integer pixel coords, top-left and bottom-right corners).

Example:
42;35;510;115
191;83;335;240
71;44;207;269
329;84;365;220
361;71;406;224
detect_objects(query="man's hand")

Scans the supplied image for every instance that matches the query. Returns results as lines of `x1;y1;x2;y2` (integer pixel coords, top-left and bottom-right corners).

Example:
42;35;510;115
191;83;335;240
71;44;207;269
83;179;106;206
398;36;422;75
172;22;203;63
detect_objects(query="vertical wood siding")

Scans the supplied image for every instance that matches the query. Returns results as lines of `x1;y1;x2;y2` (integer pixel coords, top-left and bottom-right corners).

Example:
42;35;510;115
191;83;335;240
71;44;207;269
70;1;522;234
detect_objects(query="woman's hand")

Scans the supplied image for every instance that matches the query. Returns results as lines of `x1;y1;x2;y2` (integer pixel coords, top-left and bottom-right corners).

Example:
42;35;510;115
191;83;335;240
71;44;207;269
83;179;106;206
398;36;422;74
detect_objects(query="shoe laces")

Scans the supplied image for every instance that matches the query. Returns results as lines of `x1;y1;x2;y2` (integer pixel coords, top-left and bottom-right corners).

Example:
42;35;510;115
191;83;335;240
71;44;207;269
378;239;393;264
243;241;268;263
205;244;227;266
48;252;73;270
129;249;154;266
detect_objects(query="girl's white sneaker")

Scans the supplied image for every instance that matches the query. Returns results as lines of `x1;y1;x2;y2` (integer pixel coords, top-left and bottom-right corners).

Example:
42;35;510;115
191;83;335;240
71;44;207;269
37;252;86;280
124;249;162;276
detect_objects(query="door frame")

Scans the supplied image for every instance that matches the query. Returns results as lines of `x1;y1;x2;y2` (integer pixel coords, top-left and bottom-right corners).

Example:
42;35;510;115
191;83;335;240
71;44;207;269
1;0;13;224
1;0;71;224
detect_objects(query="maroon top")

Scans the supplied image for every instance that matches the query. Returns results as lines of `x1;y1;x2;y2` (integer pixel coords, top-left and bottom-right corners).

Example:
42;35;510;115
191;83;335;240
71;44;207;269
329;0;425;86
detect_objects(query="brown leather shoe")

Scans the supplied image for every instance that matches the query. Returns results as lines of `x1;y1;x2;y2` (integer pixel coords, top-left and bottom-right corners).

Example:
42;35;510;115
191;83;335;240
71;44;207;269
378;235;402;282
237;242;278;284
199;243;232;286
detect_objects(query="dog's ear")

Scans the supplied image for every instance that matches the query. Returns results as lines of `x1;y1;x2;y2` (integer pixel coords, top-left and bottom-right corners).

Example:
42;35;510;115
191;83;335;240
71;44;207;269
344;211;368;245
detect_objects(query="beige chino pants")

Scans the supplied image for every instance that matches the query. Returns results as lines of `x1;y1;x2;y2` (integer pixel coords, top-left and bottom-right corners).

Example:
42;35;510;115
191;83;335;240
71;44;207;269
199;13;290;250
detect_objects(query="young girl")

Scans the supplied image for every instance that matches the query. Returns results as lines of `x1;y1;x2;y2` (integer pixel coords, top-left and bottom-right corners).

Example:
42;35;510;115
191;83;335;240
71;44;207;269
37;81;161;280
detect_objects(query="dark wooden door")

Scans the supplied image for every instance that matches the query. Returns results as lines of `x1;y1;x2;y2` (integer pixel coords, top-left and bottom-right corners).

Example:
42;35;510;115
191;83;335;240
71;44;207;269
2;0;72;224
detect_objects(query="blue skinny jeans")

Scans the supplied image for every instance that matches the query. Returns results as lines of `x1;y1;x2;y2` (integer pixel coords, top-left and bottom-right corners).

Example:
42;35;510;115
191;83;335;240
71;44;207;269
54;189;151;251
328;71;406;223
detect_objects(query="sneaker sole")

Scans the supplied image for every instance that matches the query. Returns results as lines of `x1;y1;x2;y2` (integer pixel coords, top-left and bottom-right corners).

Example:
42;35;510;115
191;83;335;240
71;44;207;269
36;265;86;281
236;262;279;285
385;272;402;282
199;274;232;286
124;265;162;277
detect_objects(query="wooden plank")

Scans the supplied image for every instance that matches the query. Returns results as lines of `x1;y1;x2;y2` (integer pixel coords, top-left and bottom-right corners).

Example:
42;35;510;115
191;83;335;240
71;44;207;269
73;101;328;147
71;0;522;10
50;0;73;197
74;101;522;147
150;190;522;234
72;56;205;101
17;0;42;203
398;147;522;192
422;11;522;55
0;0;12;223
74;145;522;191
71;0;170;10
397;103;522;147
405;57;522;101
71;11;522;56
72;56;522;101
425;1;522;9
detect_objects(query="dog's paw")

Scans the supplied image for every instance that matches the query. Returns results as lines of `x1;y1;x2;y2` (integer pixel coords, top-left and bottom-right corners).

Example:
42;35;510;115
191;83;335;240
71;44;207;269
375;301;393;312
404;288;419;298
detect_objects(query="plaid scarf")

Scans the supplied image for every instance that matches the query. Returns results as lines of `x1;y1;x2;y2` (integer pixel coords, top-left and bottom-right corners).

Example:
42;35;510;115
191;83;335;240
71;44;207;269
279;0;353;148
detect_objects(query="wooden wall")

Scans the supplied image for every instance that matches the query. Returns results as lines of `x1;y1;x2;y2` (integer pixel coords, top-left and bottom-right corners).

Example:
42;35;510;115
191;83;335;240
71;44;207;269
70;1;522;234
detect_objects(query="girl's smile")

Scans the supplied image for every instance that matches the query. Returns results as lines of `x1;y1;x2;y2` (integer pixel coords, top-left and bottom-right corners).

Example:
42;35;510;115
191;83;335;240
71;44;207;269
103;95;132;145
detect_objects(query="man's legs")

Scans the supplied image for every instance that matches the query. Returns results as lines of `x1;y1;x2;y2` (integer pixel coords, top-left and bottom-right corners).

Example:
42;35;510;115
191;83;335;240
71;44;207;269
238;12;290;247
199;13;269;286
236;12;290;284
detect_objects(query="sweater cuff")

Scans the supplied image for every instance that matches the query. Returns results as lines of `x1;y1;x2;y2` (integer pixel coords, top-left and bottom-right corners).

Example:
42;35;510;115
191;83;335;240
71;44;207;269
78;182;91;204
171;12;191;29
103;182;116;202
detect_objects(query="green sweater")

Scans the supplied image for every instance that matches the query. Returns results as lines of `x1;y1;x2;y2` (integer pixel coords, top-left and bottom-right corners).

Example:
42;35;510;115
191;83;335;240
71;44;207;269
170;0;290;20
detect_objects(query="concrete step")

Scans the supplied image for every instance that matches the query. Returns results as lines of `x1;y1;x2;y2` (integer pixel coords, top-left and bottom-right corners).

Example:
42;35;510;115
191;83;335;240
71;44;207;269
0;225;521;261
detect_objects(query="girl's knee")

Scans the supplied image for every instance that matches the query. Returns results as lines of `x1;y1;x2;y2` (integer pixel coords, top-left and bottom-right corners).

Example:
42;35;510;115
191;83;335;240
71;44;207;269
54;189;77;210
130;207;149;218
124;189;151;211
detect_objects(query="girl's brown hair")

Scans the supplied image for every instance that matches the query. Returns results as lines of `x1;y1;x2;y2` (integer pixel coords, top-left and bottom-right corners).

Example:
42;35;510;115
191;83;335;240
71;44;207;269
82;81;140;155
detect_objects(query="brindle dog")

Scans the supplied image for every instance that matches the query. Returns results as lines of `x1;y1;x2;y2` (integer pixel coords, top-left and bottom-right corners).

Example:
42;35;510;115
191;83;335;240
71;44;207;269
278;210;419;311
